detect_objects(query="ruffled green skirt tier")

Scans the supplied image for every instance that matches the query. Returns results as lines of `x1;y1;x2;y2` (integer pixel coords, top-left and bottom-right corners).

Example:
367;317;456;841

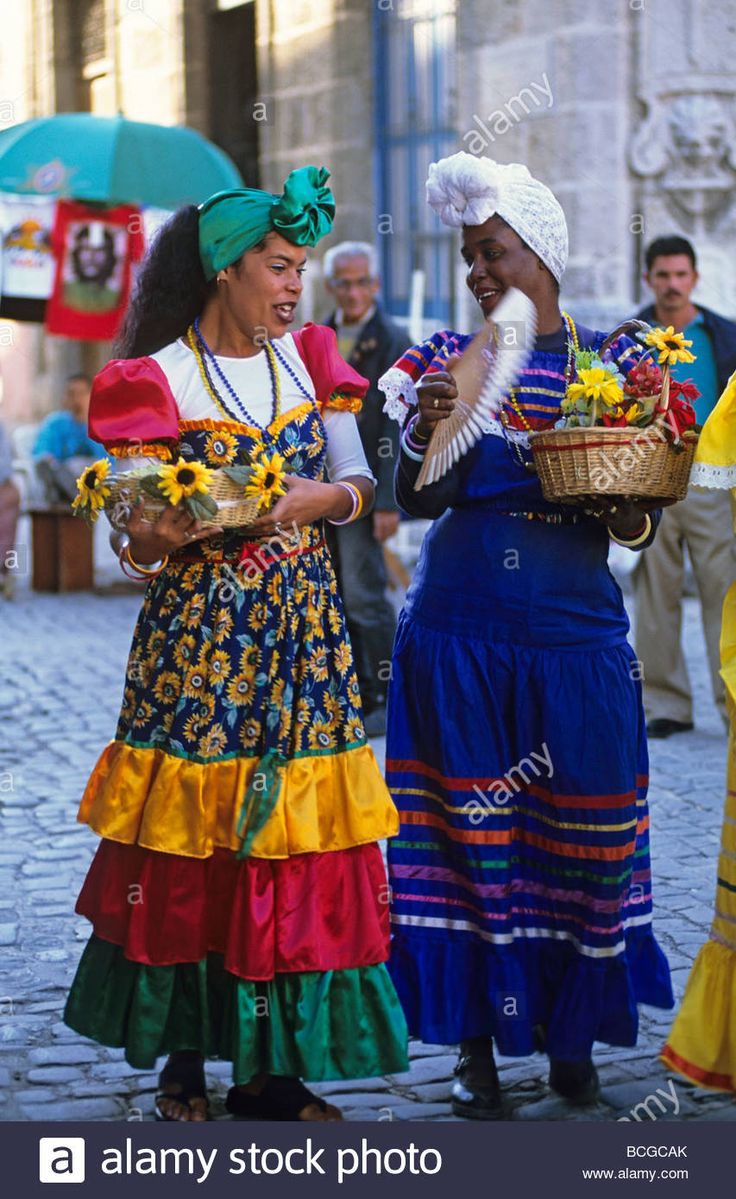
64;935;408;1082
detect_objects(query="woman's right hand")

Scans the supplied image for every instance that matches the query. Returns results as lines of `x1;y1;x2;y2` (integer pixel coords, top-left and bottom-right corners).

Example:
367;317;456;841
124;497;223;564
415;363;459;439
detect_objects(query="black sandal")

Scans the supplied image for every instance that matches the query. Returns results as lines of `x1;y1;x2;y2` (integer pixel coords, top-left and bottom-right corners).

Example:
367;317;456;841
154;1053;210;1122
225;1075;342;1121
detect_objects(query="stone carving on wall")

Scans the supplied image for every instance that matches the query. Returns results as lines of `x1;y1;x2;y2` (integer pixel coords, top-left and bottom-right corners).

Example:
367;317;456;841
630;93;736;228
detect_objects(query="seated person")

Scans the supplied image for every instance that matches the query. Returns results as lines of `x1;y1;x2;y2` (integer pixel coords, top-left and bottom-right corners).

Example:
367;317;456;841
33;373;106;504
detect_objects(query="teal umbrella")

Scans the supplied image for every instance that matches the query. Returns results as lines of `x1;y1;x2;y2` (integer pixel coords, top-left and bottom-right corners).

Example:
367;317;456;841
0;113;243;209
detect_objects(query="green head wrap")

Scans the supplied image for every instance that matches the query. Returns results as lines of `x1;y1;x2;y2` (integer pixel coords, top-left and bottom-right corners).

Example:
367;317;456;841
198;165;335;280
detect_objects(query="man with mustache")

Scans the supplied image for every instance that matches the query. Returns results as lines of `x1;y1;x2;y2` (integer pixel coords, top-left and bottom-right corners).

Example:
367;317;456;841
634;236;736;738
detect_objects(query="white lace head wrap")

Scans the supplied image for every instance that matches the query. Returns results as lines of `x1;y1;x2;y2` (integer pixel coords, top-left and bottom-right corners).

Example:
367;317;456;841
426;151;568;283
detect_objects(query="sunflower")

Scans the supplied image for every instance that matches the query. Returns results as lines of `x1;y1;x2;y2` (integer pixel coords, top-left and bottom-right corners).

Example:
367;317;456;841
158;458;213;506
198;724;228;758
248;603;269;632
181;594;206;628
240;718;263;752
72;459;111;520
226;672;255;707
173;633;197;670
183;712;208;743
153;671;180;706
333;641;352;676
181;565;204;593
213;607;234;644
238;643;261;676
324;691;344;720
566;367;623;409
327;606;342;635
346;715;365;743
296;696;313;726
131;700;154;729
204;430;238;467
159;587;180;616
308;717;336;751
308;646;329;683
183;668;207;699
244;451;288;511
195;692;216;720
207;649;232;686
267;574;282;606
645;326;696;367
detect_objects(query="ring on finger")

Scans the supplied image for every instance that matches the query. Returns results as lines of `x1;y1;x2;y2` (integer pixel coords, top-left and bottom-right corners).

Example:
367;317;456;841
433;397;440;409
275;521;284;536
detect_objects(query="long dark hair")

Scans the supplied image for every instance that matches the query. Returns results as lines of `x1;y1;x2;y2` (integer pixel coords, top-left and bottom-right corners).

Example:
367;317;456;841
114;206;215;358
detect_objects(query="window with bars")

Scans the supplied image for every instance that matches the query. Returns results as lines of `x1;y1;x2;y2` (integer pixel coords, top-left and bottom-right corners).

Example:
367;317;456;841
373;0;458;324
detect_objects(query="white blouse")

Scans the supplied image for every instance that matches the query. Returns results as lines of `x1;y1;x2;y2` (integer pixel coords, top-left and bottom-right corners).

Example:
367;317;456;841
150;333;374;484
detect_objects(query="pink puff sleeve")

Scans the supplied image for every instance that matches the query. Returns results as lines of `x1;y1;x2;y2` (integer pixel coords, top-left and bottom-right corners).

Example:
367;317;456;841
291;322;369;414
88;357;180;459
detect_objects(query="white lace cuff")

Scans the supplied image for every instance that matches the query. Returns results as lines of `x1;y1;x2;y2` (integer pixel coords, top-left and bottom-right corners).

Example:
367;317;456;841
379;366;418;427
689;461;736;489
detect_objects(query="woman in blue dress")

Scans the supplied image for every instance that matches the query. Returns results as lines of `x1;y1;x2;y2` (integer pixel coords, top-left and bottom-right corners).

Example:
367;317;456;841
380;153;674;1118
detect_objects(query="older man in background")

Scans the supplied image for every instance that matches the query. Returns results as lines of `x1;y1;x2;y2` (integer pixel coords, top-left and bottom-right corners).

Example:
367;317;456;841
635;235;736;737
323;241;410;736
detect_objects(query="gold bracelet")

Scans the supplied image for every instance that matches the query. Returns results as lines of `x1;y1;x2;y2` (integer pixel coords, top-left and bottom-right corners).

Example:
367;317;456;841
125;544;170;576
609;513;652;548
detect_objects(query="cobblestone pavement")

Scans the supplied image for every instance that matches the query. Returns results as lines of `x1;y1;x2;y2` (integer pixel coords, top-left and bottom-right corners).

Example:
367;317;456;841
1;579;735;1124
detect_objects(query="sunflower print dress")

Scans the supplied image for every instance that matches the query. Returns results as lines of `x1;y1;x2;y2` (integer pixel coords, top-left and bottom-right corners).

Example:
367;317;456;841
63;327;408;1082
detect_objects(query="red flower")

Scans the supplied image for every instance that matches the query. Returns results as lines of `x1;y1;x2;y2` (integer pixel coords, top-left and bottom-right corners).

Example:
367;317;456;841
624;359;663;399
602;411;629;428
655;394;698;440
669;378;700;405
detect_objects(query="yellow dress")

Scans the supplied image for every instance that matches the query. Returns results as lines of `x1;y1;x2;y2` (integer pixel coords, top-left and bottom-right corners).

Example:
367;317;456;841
661;371;736;1091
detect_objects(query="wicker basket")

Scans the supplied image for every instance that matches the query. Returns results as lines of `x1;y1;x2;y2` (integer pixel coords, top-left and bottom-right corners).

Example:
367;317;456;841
530;423;698;504
528;319;699;504
105;468;263;529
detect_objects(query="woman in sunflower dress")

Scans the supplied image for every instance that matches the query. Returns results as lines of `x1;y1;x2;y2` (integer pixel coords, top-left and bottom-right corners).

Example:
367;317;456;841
63;167;408;1121
662;373;736;1093
379;153;674;1119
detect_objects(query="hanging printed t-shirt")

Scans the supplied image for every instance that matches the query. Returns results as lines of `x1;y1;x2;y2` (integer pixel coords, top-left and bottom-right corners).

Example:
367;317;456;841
45;200;145;341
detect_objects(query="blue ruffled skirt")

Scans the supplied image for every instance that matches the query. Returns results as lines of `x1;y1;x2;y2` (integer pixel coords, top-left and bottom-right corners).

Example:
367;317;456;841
386;508;674;1059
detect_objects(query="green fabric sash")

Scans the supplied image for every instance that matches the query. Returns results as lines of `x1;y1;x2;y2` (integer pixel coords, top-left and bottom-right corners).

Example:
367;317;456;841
63;936;409;1082
235;749;286;859
198;166;335;279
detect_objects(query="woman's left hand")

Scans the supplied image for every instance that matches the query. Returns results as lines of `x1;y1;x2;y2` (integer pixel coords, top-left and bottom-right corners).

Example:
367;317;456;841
241;476;358;538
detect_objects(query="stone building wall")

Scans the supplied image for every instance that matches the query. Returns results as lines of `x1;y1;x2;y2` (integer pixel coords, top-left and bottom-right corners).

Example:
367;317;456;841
255;0;377;273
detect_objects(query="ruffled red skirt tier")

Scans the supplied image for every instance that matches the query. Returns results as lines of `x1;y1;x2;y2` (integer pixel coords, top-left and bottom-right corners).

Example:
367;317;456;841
76;839;389;981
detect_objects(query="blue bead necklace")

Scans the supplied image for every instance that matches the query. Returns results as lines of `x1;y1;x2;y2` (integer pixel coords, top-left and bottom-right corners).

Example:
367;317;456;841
269;338;313;402
193;317;280;430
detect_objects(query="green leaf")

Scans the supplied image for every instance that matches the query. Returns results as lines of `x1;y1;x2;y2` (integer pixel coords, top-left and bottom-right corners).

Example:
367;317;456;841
222;465;253;485
187;492;218;519
139;476;165;499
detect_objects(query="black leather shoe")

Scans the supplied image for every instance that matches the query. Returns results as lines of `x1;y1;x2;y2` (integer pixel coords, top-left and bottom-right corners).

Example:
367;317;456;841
548;1057;600;1105
451;1041;504;1120
646;718;694;739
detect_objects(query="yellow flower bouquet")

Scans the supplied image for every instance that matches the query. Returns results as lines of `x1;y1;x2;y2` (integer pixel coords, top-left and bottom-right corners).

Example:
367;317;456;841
73;448;292;529
529;320;700;504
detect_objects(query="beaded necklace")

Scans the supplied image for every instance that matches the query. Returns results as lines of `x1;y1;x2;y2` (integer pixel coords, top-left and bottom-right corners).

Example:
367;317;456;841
270;338;313;402
187;320;283;433
499;311;580;470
